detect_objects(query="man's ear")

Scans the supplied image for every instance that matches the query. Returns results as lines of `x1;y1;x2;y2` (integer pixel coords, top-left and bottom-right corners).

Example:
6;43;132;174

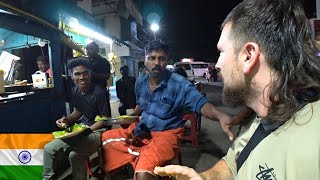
241;43;260;75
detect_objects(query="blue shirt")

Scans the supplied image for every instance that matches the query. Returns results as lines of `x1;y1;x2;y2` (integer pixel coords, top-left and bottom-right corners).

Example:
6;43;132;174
134;70;207;136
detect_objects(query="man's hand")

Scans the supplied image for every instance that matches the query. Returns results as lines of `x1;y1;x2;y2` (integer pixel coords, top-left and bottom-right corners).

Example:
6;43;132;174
218;107;254;141
154;165;203;180
56;117;68;128
200;103;236;141
217;113;235;141
125;133;150;147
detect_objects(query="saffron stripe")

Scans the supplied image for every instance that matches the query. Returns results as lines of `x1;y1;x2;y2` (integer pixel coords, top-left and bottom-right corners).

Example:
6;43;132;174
0;134;54;149
0;149;44;166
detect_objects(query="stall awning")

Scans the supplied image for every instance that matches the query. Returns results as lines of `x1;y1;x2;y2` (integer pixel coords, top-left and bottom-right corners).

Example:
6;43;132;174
0;1;86;55
59;10;129;47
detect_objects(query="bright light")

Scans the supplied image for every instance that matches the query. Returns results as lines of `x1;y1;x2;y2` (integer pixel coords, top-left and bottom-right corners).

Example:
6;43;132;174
0;40;5;46
181;58;194;63
85;38;93;45
150;23;159;32
38;39;46;47
68;17;113;44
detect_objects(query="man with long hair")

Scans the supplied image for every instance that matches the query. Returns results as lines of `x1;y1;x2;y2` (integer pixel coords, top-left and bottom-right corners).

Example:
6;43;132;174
155;0;320;179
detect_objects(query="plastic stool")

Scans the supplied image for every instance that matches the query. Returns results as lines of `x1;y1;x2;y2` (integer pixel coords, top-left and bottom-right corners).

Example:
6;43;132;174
182;113;199;147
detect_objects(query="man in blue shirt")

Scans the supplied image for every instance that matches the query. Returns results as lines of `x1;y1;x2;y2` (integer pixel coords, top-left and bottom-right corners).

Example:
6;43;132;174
101;40;247;180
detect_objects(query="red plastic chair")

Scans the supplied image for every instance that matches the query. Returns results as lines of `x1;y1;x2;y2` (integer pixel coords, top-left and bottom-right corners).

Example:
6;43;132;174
182;112;199;147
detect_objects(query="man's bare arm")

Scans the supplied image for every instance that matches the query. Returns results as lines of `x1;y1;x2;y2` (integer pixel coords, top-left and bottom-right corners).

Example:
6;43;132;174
63;109;82;124
200;160;233;180
200;103;230;122
56;109;82;128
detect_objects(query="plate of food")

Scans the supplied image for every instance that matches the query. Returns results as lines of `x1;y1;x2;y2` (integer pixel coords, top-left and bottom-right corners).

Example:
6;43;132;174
52;123;89;139
94;115;139;125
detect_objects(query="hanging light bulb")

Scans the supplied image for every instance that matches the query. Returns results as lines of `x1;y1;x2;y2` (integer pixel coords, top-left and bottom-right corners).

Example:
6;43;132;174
38;38;46;47
0;40;5;46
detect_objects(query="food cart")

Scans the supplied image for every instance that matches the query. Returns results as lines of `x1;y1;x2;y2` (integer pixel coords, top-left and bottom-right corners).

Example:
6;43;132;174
0;4;76;133
0;1;131;178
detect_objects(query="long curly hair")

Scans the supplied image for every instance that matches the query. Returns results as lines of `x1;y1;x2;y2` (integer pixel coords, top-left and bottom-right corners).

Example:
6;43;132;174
222;0;320;122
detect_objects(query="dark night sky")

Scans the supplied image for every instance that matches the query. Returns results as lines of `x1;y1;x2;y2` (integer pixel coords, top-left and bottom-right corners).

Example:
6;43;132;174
166;0;242;62
135;0;242;62
135;0;316;62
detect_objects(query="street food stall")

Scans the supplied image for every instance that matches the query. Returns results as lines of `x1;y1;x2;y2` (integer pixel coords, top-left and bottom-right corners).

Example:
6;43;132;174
0;5;75;133
0;1;129;133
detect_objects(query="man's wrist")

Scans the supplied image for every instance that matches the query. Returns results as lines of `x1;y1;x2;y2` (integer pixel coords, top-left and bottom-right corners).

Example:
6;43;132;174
64;116;75;125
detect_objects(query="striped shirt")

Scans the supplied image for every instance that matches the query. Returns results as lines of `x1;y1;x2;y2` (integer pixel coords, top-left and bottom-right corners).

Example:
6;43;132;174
134;70;207;136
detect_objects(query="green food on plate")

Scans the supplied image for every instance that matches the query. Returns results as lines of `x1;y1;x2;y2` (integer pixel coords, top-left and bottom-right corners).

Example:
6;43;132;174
52;123;88;138
94;115;109;121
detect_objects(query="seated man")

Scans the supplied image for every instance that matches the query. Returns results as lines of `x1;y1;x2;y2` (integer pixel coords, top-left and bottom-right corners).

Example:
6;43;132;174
42;57;111;180
154;0;320;179
101;40;250;180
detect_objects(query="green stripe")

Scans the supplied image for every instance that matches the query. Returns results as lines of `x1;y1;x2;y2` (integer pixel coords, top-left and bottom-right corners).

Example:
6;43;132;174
0;166;42;180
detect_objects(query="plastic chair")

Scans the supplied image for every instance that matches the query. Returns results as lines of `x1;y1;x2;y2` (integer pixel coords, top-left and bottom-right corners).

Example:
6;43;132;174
86;150;104;179
182;112;199;147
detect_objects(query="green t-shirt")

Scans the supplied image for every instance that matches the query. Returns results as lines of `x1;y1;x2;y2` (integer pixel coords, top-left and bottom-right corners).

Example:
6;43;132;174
223;101;320;180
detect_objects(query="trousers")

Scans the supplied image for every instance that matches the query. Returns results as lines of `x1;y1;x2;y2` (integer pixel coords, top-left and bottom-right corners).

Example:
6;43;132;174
42;131;101;180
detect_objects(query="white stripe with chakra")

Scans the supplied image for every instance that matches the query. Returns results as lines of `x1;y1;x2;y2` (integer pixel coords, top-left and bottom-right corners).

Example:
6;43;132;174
0;149;43;166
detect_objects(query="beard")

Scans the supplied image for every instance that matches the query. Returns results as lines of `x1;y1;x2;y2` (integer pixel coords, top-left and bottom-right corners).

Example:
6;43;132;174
149;66;164;78
222;81;247;106
221;68;256;107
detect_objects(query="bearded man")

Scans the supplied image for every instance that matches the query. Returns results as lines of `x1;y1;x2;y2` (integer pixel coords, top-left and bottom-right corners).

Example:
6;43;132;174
155;0;320;179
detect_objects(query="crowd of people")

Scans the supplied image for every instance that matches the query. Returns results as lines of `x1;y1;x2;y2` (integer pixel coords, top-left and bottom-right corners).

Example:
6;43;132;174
42;0;320;179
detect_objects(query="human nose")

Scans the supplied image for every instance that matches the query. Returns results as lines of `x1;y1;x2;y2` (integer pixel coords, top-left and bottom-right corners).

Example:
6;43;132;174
154;58;161;65
78;73;87;79
215;60;222;72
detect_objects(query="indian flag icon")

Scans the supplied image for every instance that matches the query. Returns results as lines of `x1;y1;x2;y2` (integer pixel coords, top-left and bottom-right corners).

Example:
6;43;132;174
0;134;54;180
